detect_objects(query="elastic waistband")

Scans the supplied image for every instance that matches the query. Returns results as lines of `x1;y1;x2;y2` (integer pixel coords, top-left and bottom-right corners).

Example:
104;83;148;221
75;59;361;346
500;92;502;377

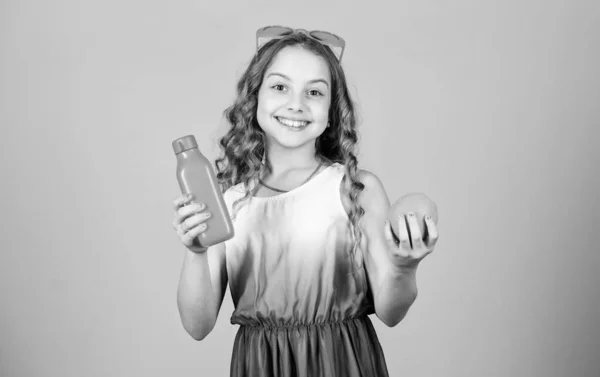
235;314;369;331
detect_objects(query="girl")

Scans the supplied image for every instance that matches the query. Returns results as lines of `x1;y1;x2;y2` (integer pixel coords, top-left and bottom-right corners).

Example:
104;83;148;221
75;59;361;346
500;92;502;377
171;26;439;377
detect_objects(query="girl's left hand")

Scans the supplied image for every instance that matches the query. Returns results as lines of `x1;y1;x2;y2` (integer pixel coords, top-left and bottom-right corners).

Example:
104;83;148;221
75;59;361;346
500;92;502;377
383;212;439;270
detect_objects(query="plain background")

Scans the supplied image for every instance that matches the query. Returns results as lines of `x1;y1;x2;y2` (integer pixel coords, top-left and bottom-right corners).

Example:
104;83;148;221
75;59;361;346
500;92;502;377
1;0;599;376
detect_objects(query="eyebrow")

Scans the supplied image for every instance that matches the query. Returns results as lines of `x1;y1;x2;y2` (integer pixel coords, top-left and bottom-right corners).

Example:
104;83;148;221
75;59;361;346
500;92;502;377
267;72;330;88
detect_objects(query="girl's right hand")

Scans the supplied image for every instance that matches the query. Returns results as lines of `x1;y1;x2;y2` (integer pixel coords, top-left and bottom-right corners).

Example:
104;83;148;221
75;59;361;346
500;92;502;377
172;194;212;253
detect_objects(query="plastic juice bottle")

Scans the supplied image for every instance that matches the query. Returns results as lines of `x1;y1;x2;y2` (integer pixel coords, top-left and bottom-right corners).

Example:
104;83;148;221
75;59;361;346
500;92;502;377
172;135;234;247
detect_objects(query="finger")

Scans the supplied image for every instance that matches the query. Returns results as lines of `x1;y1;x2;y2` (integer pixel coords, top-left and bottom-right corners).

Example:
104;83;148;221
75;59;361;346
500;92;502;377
172;202;205;230
182;223;207;246
424;216;439;249
181;212;211;233
172;194;194;211
406;212;424;249
397;215;412;252
178;202;206;219
172;217;181;231
383;220;398;248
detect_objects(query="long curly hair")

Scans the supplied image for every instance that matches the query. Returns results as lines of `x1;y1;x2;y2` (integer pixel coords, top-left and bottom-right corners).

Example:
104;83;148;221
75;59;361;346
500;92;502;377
214;32;365;266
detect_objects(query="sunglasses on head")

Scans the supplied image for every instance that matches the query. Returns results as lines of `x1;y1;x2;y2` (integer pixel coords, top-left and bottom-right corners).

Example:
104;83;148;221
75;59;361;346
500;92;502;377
256;25;346;62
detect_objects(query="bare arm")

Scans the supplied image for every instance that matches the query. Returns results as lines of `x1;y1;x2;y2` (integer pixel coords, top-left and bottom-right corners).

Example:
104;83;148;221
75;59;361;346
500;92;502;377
177;242;228;340
356;171;419;327
172;195;229;341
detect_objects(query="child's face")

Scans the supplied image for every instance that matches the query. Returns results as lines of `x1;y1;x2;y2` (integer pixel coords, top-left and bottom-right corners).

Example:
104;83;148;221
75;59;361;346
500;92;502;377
256;46;332;151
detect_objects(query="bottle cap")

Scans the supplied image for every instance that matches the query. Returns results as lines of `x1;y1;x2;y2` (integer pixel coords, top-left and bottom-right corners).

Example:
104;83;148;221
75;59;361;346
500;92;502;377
172;135;198;154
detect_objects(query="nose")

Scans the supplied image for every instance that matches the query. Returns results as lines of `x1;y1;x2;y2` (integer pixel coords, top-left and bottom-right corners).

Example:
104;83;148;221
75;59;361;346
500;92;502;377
286;91;305;112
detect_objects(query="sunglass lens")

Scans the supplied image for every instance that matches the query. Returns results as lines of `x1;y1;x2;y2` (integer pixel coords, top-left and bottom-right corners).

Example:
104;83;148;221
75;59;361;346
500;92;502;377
259;26;294;38
310;31;343;46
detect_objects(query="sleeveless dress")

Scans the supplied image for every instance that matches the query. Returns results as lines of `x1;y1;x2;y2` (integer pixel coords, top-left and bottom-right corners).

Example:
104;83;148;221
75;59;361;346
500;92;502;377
222;162;389;377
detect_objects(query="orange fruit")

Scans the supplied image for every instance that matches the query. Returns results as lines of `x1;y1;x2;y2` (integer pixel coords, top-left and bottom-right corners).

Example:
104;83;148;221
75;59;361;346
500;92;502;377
388;193;438;242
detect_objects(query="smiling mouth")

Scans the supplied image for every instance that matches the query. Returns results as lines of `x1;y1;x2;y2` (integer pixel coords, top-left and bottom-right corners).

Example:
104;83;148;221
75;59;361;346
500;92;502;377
275;116;310;129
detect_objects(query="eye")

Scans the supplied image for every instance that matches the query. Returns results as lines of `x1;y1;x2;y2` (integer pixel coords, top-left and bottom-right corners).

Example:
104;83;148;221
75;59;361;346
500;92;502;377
271;84;286;91
308;89;323;97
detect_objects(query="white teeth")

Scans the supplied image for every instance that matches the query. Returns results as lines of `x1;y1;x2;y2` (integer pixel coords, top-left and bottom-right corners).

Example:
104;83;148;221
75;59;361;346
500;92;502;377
277;117;309;128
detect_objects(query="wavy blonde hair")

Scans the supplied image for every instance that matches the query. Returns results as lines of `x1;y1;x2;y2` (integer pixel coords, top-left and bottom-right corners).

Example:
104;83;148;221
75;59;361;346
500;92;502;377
214;33;365;265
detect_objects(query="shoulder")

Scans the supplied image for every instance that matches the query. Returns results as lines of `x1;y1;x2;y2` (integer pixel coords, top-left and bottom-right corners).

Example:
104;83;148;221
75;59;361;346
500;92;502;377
357;169;384;190
356;169;389;209
339;166;390;215
223;183;248;207
339;166;387;200
224;182;245;198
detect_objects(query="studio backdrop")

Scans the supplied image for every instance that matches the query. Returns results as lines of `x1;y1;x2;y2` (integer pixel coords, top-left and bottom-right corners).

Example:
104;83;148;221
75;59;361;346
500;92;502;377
1;0;598;376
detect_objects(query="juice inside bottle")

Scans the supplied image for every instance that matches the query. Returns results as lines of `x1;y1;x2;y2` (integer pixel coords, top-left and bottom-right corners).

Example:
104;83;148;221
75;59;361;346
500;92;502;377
173;135;234;247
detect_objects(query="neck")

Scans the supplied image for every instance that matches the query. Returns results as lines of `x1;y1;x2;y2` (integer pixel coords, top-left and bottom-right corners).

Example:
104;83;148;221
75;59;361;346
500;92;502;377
262;143;321;176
